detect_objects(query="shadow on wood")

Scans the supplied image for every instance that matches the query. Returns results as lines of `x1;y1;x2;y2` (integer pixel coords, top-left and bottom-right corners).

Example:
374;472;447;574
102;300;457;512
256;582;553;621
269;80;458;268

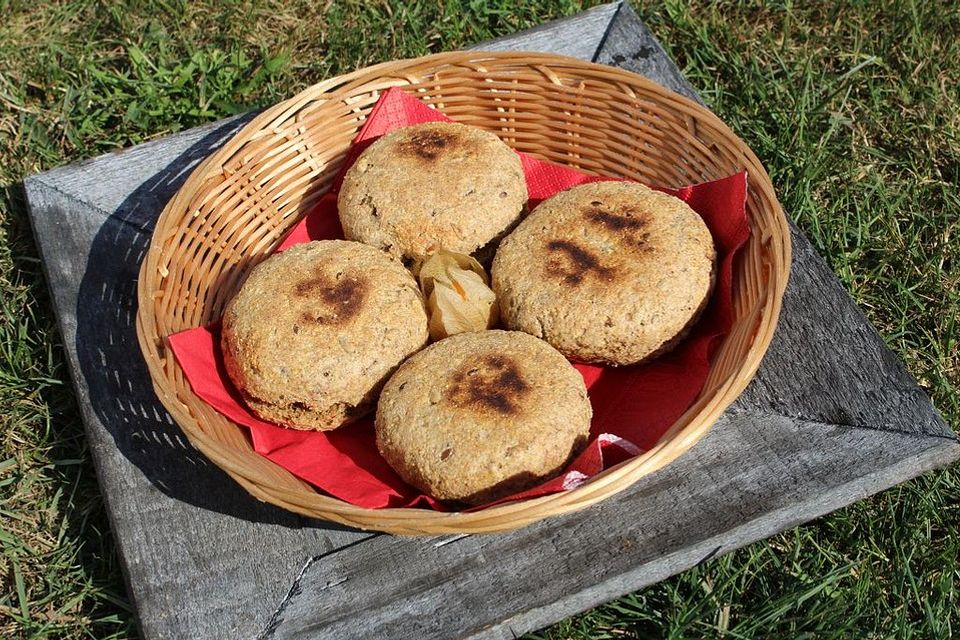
72;115;346;529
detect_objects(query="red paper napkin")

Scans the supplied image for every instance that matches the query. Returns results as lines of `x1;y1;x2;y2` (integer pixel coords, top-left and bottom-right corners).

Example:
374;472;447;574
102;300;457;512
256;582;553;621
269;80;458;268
167;87;750;510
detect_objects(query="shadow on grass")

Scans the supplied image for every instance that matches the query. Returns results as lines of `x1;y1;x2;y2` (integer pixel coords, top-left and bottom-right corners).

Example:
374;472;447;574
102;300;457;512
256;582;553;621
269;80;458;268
69;114;347;529
3;179;136;636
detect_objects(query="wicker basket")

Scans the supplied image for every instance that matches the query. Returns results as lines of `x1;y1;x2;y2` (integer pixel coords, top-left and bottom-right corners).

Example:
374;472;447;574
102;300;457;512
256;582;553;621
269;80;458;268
136;51;791;535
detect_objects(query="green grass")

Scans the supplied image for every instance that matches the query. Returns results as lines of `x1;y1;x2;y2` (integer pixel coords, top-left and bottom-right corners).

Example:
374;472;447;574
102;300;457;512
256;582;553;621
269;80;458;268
0;0;957;638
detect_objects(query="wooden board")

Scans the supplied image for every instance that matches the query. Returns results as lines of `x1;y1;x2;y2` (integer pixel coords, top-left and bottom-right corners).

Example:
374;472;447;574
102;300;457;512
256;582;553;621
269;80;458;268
23;3;958;639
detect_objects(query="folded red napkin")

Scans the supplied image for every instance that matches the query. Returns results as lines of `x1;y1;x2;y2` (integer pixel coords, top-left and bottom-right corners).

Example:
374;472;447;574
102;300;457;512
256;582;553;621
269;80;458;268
168;87;750;510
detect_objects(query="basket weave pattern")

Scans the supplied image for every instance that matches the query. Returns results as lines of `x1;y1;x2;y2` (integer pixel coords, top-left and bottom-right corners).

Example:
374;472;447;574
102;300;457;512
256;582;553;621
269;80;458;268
136;52;791;534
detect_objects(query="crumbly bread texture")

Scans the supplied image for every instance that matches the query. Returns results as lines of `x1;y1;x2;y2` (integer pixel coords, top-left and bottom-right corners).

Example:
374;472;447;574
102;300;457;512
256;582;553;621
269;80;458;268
338;121;527;267
221;240;429;430
492;180;716;366
375;330;592;505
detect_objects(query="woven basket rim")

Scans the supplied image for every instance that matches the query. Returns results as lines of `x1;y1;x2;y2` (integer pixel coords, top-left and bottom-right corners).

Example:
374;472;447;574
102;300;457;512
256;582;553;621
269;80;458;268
135;50;792;535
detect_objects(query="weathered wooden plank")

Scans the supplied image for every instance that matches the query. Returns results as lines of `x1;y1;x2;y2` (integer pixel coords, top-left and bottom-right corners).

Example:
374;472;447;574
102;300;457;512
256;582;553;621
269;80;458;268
28;112;258;225
594;3;702;103
738;224;954;439
269;420;957;639
470;1;618;59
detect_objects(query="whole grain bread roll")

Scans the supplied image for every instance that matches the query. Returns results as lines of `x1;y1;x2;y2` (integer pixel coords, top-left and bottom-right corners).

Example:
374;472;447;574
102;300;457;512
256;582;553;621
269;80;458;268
338;121;527;267
492;180;716;366
375;330;591;504
221;240;428;430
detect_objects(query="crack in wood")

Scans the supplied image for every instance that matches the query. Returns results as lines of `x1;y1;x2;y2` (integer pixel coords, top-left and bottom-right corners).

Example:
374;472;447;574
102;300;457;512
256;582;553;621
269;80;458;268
433;533;471;548
257;534;380;640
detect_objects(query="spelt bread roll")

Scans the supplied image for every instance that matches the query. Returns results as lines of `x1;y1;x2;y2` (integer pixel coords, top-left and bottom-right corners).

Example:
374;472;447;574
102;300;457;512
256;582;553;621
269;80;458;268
492;180;715;366
222;240;428;430
375;330;591;504
338;121;527;267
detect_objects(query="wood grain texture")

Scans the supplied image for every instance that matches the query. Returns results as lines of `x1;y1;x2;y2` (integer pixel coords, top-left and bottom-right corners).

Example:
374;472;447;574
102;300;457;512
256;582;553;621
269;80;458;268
22;2;957;639
738;224;955;440
469;1;618;59
594;3;702;104
269;420;957;640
